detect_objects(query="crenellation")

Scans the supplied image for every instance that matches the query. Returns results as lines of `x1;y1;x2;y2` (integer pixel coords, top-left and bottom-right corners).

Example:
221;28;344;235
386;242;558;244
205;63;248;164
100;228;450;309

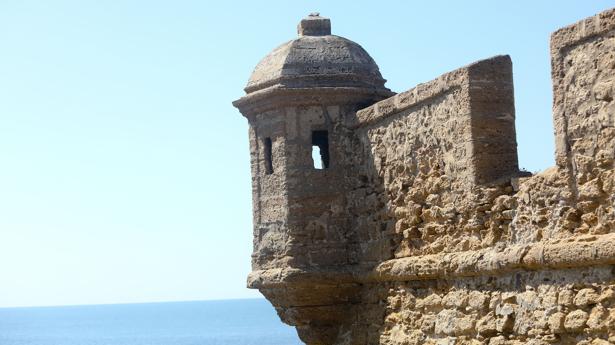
234;8;615;345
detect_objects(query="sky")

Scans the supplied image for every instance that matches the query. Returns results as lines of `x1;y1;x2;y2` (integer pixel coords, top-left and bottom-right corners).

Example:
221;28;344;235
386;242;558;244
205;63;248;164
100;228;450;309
0;1;613;308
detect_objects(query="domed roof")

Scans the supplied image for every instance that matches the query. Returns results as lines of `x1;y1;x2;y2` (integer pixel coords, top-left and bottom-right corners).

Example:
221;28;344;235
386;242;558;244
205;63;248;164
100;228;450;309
244;14;390;94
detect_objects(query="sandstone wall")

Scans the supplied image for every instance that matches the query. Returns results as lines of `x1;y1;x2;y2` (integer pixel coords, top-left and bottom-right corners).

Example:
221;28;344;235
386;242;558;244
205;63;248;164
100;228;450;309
337;8;615;345
551;9;615;237
249;108;291;271
377;266;615;345
347;55;519;264
239;8;615;345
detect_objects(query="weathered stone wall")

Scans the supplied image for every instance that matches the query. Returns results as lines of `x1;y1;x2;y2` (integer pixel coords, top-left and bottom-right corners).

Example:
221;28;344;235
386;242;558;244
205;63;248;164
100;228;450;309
236;8;615;345
378;266;615;345
347;55;519;265
283;104;357;270
248;108;290;271
551;9;615;237
335;8;615;345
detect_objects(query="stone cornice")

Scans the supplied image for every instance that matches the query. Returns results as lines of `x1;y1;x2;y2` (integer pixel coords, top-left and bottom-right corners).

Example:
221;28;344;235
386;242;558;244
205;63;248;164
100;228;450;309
373;233;615;282
232;86;394;118
248;233;615;288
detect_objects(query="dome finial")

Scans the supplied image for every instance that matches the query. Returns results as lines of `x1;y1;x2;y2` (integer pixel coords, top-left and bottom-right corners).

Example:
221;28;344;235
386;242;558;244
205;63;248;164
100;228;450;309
298;13;331;37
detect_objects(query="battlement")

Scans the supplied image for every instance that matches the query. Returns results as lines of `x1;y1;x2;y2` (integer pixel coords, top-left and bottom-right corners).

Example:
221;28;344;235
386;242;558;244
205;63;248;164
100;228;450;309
234;8;615;345
354;55;518;187
551;8;615;199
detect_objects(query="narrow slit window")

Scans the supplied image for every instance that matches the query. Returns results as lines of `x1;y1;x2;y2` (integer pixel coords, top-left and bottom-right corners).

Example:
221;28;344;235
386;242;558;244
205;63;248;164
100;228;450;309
264;137;273;174
311;130;329;169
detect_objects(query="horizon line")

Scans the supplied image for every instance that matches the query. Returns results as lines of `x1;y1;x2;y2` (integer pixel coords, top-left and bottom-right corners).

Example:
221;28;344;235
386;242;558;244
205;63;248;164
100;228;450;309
0;296;266;310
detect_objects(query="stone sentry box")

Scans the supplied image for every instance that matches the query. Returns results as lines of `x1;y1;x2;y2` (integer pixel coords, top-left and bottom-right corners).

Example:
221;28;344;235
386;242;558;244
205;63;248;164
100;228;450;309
233;14;394;344
234;8;615;345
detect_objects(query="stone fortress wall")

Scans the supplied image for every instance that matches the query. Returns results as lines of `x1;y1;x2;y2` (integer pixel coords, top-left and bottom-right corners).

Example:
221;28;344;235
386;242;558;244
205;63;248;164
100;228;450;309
234;8;615;345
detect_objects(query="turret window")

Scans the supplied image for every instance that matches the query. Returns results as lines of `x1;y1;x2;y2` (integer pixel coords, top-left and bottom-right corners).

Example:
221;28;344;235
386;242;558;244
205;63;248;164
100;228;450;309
311;130;329;169
264;137;273;174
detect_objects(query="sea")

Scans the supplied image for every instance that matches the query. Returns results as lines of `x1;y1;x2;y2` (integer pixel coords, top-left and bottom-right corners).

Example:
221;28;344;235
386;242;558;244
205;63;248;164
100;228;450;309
0;298;303;345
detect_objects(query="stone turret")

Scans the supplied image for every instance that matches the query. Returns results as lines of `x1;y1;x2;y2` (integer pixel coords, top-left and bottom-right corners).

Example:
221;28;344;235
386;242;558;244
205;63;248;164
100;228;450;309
233;14;393;345
234;7;615;345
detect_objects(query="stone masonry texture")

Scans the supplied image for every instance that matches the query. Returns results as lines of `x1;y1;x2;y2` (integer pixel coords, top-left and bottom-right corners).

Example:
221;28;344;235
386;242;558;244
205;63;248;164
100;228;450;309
233;9;615;345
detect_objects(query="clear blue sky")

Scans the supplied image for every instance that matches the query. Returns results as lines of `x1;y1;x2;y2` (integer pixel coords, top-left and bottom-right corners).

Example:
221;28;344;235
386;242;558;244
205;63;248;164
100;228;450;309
0;1;612;308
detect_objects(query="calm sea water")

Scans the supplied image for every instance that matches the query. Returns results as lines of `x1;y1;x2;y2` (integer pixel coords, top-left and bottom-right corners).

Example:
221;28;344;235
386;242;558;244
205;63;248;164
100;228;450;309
0;299;303;345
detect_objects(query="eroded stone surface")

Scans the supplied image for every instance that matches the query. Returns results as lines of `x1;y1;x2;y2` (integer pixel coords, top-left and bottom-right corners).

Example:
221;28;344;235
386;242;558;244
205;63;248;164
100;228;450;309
234;9;615;345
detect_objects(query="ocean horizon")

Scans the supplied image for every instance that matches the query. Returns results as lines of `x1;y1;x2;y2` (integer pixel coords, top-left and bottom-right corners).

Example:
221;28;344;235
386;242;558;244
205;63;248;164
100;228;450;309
0;298;303;345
